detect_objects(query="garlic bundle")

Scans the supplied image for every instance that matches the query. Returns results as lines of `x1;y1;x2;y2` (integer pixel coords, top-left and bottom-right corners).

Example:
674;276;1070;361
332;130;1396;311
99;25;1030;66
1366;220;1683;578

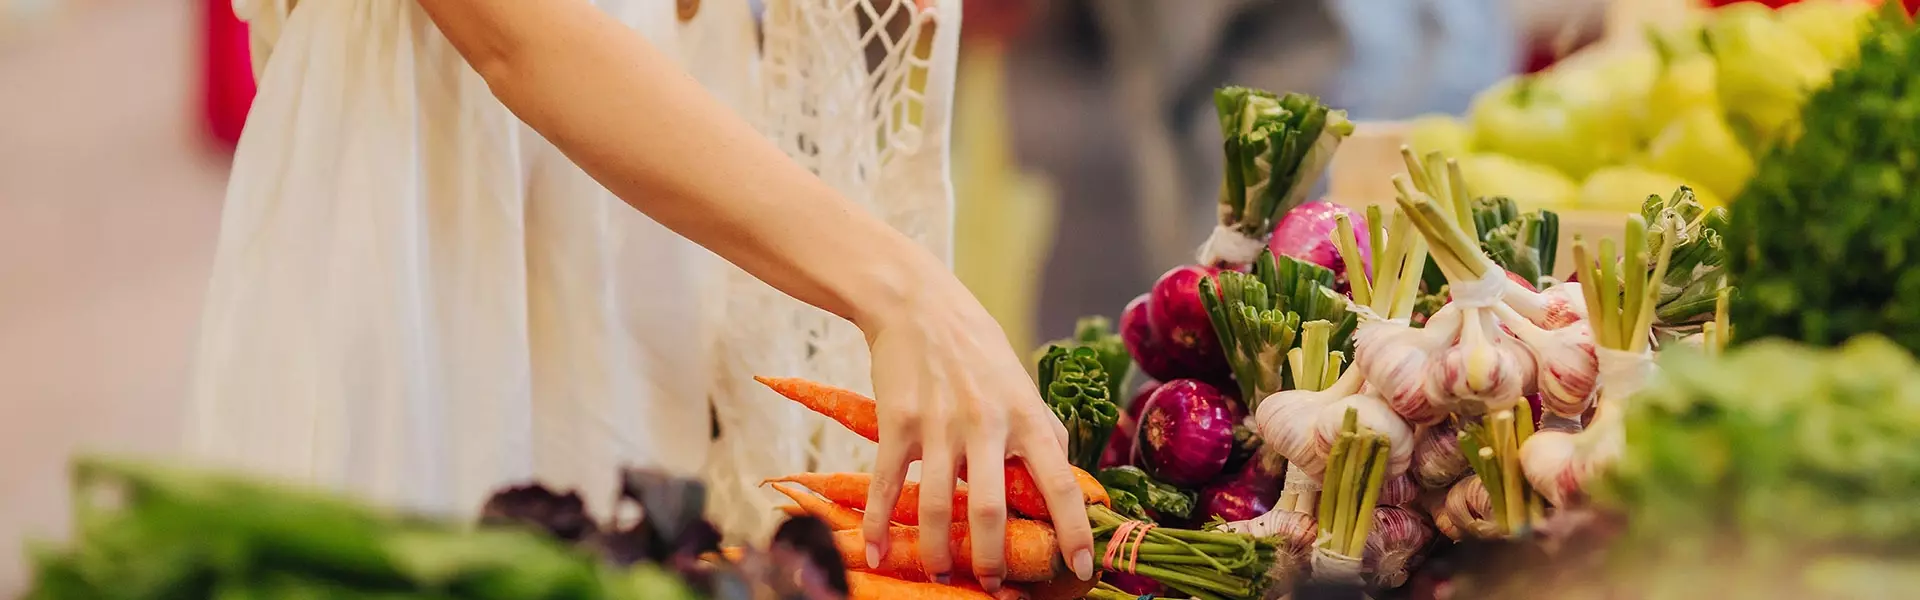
1521;217;1676;508
1336;199;1458;425
1306;407;1392;587
1254;320;1358;483
1392;177;1535;418
1460;408;1547;536
1411;421;1470;489
1362;506;1435;590
1493;302;1599;416
1311;392;1413;477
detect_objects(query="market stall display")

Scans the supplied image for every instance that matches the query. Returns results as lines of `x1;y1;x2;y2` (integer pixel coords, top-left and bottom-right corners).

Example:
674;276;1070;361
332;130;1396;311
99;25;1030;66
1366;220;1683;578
22;1;1920;599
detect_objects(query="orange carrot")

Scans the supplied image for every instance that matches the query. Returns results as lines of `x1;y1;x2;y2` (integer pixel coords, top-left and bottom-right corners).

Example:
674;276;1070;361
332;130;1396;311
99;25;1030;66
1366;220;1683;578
755;376;881;441
769;483;866;531
834;519;1063;583
766;473;970;526
777;504;808;518
848;572;996;600
757;377;1112;519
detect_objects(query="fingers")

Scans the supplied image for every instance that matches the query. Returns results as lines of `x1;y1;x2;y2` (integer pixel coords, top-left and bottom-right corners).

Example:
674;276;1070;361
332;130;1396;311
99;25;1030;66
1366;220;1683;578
964;426;1010;591
1015;423;1096;581
862;431;913;570
916;435;959;584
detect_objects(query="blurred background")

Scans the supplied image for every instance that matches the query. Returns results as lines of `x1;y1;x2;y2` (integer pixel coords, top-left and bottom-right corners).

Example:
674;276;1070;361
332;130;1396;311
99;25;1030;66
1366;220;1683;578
0;0;1793;591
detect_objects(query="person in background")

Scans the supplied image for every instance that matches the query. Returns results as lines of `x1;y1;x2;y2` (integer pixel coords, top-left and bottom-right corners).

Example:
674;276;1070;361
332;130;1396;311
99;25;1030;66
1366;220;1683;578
1008;0;1521;338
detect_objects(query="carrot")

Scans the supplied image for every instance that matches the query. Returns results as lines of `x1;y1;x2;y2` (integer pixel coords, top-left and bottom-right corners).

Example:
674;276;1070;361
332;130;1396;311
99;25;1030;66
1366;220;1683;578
766;473;970;526
777;504;808;518
848;572;996;600
755;376;881;441
834;519;1063;583
769;483;866;531
757;377;1112;518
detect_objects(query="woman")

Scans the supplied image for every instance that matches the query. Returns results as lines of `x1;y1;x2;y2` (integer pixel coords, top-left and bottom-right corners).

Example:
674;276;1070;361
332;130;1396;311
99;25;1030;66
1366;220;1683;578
188;0;1093;591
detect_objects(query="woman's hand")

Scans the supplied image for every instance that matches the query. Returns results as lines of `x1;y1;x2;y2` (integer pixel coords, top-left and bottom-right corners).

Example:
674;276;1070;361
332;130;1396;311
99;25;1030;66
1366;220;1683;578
856;275;1096;593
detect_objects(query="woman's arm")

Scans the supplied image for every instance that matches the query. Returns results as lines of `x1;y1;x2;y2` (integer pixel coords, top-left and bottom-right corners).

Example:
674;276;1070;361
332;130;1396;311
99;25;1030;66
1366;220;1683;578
414;0;924;329
412;0;1097;589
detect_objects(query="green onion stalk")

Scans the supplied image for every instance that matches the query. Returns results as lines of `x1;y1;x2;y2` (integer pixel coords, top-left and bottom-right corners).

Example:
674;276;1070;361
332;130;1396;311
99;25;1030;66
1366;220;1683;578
1199;87;1355;267
1306;408;1390;586
1086;504;1278;600
1037;346;1122;472
1640;187;1731;342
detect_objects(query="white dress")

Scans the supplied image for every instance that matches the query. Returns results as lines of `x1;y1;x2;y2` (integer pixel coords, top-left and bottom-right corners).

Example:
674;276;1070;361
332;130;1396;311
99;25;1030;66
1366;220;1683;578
190;0;961;536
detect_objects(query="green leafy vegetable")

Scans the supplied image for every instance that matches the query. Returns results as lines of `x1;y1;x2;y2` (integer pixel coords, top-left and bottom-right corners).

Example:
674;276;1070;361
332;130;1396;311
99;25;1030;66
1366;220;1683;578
1597;334;1920;597
1034;316;1132;404
1200;251;1354;405
1096;466;1196;522
1642;186;1731;338
1038;345;1121;472
1212;87;1355;244
24;458;687;600
1725;6;1920;353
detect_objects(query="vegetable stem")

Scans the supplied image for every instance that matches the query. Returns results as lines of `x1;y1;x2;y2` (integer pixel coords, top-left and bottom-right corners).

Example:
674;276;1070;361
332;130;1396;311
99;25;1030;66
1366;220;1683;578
1347;441;1389;554
1335;213;1373;306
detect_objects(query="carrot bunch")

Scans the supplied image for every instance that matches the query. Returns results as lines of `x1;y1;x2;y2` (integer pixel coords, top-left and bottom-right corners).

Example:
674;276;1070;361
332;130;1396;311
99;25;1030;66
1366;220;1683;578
756;377;1281;600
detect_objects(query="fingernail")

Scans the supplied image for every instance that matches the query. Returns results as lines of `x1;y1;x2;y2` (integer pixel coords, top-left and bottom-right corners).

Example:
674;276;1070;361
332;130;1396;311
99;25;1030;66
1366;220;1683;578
933;572;951;585
980;575;1002;592
865;543;881;569
1072;549;1094;581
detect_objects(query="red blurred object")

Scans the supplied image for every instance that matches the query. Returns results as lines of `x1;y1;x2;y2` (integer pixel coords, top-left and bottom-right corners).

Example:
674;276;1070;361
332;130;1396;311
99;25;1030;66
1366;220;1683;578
203;0;256;150
961;0;1035;43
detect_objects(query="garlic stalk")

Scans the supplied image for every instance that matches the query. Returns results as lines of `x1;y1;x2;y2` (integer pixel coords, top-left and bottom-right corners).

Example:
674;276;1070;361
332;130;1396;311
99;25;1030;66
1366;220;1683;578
1306;408;1391;586
1521;217;1677;507
1362;506;1435;590
1347;204;1460;425
1312;392;1413;478
1253;320;1354;515
1460;407;1545;536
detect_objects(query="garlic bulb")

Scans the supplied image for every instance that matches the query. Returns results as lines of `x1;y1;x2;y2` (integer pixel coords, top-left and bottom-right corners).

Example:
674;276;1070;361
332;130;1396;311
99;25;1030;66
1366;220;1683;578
1259;510;1320;593
1220;507;1318;551
1362;506;1435;590
1354;307;1457;424
1430;307;1530;416
1377;473;1419;508
1411;421;1470;489
1494;302;1599;416
1520;400;1625;507
1311;392;1415;477
1440;475;1500;540
1505;280;1588;330
1254;371;1363;478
